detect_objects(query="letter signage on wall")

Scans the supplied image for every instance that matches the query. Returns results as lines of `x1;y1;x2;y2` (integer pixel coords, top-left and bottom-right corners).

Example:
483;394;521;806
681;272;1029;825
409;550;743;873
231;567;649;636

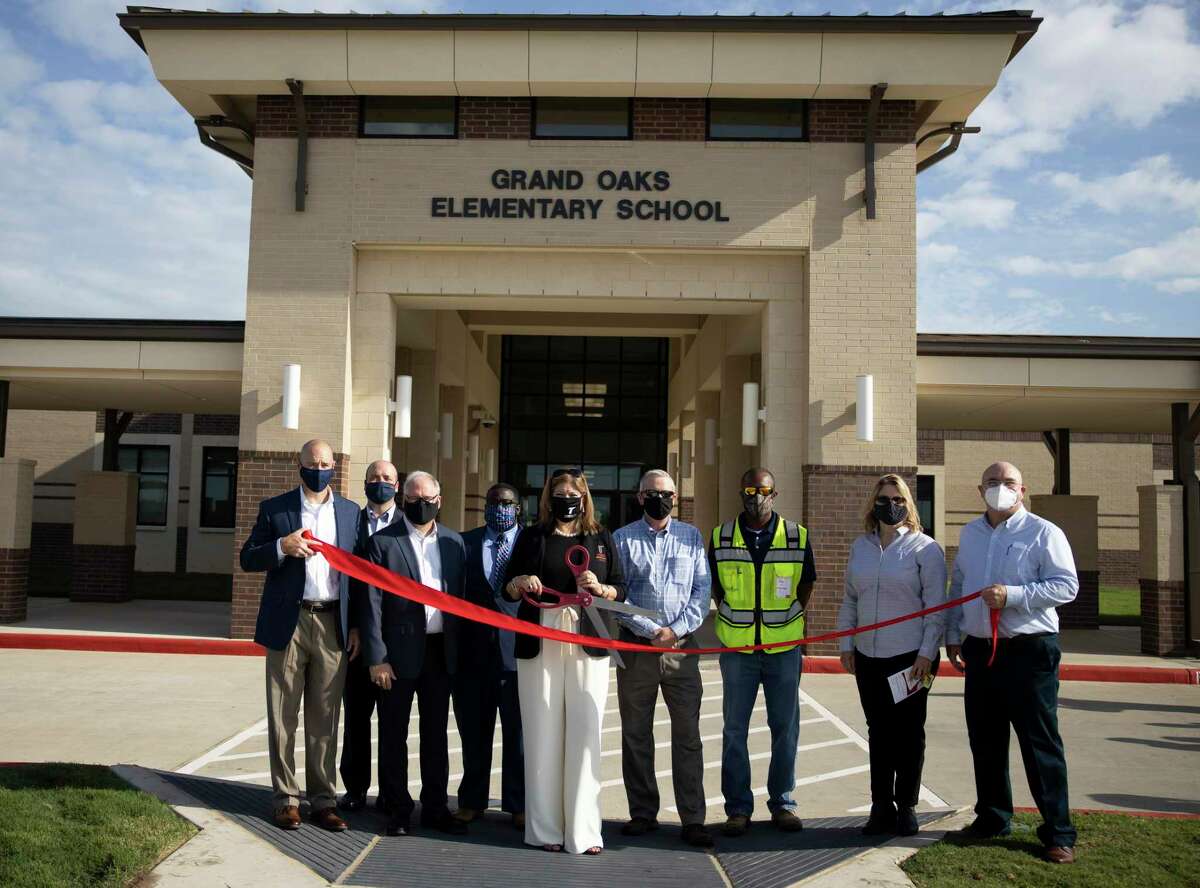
431;169;730;223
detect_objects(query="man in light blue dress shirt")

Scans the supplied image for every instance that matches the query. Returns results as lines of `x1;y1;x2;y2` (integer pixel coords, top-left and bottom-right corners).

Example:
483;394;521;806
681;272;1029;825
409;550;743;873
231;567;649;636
946;461;1079;864
613;469;713;848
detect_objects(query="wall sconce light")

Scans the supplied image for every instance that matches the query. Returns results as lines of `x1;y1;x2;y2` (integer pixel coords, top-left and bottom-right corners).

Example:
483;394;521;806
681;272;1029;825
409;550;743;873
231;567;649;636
856;374;874;442
282;364;301;430
439;412;453;461
742;382;766;447
704;417;717;466
681;439;693;480
667;450;679;478
468;433;480;474
389;374;412;439
485;447;496;482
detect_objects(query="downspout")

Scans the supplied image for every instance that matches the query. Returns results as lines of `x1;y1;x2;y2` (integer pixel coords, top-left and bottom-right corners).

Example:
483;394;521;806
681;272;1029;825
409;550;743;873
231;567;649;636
916;123;981;174
193;116;253;178
286;78;307;212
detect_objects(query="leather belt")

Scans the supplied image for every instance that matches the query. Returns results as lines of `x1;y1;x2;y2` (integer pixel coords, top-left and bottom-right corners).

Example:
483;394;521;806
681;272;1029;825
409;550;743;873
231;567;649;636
301;600;337;613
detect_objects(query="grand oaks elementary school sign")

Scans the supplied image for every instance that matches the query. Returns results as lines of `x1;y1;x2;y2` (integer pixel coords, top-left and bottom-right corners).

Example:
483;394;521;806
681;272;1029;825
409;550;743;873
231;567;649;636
431;168;731;223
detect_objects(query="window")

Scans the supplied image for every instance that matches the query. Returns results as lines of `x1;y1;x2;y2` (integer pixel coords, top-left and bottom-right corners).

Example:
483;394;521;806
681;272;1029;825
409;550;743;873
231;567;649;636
117;444;170;527
707;99;806;141
200;447;238;529
533;98;631;139
916;474;935;539
360;96;457;137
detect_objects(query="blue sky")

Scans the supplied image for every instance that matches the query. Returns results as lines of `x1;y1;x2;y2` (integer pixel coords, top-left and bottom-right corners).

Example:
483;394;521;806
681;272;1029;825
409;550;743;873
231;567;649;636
1;0;1197;335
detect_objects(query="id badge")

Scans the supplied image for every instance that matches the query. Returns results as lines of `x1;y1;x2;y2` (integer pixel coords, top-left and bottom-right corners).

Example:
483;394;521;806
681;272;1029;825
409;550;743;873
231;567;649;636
774;575;791;599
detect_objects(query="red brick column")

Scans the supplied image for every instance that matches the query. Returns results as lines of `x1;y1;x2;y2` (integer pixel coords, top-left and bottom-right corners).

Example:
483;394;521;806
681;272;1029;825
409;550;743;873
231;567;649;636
0;548;30;622
1060;570;1100;630
1141;580;1186;655
802;465;918;656
70;545;135;603
231;450;352;640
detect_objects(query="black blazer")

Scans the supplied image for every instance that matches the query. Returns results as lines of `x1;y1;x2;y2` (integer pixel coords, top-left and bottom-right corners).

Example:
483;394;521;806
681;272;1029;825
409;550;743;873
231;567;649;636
458;525;525;669
239;488;361;652
502;524;627;660
360;519;466;680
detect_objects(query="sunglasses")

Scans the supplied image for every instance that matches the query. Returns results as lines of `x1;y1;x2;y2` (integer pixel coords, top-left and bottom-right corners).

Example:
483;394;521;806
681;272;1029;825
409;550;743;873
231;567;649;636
743;486;775;497
641;490;674;499
550;467;583;480
876;496;906;506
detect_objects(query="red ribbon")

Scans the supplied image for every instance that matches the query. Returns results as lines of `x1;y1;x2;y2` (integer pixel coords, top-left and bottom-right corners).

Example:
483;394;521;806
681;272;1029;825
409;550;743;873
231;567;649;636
304;531;1000;658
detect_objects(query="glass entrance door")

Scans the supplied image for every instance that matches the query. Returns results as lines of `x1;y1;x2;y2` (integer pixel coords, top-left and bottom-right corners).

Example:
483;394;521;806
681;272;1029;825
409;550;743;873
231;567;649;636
500;335;669;531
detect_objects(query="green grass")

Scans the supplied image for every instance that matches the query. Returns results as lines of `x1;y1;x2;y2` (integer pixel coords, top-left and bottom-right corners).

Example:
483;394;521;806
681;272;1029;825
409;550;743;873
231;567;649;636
1099;585;1141;626
0;764;196;888
902;811;1200;888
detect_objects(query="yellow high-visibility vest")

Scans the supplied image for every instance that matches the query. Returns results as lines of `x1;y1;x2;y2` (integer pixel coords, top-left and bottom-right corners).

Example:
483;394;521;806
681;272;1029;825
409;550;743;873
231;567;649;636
712;517;808;654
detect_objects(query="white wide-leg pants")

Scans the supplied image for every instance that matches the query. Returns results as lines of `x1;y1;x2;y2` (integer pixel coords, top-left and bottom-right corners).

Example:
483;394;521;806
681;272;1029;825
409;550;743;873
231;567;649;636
517;606;610;854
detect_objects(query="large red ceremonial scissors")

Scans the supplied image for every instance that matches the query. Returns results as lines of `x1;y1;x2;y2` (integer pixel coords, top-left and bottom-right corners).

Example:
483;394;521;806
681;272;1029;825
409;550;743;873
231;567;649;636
521;544;660;668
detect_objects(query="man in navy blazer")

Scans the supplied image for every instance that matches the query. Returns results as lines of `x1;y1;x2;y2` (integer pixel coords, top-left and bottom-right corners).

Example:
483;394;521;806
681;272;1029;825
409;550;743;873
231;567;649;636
239;438;361;832
359;469;467;838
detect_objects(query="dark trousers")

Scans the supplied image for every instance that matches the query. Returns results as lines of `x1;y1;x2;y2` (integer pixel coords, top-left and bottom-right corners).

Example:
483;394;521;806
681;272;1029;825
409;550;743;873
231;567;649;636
339;657;387;800
377;634;452;823
853;649;936;811
452;659;525;814
963;633;1076;848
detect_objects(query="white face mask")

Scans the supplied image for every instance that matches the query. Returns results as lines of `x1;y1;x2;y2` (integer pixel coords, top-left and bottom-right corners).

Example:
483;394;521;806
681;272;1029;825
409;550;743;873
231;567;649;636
984;484;1020;512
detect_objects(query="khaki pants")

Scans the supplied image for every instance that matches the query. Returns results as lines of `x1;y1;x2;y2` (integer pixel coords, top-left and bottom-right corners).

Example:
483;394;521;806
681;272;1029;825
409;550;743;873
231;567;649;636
616;630;706;826
265;608;347;812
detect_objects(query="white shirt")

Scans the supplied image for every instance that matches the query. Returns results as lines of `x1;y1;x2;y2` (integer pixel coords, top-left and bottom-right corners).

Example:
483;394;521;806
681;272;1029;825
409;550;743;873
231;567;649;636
366;505;394;537
403;515;444;634
946;507;1079;644
275;487;340;602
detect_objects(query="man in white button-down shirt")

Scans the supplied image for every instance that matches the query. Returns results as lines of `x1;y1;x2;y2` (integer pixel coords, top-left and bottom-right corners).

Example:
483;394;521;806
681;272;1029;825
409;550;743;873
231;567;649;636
945;462;1079;864
239;439;362;833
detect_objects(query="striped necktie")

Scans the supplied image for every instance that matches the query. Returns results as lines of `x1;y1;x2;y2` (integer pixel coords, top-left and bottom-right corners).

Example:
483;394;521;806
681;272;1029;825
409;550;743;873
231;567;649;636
490;532;512;591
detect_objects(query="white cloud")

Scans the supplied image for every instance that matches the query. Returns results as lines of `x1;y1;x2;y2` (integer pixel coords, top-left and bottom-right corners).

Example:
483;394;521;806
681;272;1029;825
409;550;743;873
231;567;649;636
1156;278;1200;294
918;179;1016;243
0;27;43;106
961;1;1200;172
920;242;960;265
1090;305;1146;326
1047;155;1200;215
1007;287;1041;301
1000;226;1200;284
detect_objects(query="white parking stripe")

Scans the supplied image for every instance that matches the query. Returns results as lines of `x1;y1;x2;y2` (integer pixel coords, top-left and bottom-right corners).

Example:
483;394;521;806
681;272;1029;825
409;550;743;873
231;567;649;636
693;764;873;810
178;718;269;775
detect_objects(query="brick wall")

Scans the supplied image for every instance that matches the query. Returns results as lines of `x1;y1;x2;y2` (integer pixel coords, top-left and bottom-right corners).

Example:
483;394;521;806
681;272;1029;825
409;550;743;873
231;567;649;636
809;100;916;143
257;95;359;138
1060;570;1099;630
94;412;182;434
1099;549;1140;589
0;548;30;623
802;465;918;655
677;496;695;524
1140;579;1186;655
194;414;240;436
459;97;531;139
916;434;945;466
231;450;351;640
633;98;705;141
71;544;134;602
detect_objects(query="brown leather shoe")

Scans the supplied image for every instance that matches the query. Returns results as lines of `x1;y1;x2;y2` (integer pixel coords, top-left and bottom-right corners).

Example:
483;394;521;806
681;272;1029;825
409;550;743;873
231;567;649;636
311;807;348;832
273;806;301;830
452;807;480;824
1043;846;1075;864
512;812;525;830
722;814;750;837
772;809;804;832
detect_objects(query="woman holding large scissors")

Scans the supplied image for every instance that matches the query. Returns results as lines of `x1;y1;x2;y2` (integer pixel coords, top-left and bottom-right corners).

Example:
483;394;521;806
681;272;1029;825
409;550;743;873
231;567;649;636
503;468;628;855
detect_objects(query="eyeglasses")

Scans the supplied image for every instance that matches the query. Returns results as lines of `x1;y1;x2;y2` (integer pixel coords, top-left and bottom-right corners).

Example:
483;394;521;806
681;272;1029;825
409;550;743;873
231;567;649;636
404;495;438;504
875;496;906;506
487;497;518;506
550;467;583;480
743;486;774;497
641;490;674;499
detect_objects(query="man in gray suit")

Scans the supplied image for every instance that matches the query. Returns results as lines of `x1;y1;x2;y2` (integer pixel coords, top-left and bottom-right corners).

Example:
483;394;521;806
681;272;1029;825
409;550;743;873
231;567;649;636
359;470;467;838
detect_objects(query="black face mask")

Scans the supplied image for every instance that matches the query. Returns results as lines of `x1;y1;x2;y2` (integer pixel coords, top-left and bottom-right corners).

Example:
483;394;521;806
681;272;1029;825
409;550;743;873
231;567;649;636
550;495;582;522
403;498;439;526
873;501;908;527
641;492;674;520
742;492;773;523
365;481;396;505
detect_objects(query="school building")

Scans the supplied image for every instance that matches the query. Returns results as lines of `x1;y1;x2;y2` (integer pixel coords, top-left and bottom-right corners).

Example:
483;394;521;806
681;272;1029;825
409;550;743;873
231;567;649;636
0;9;1196;654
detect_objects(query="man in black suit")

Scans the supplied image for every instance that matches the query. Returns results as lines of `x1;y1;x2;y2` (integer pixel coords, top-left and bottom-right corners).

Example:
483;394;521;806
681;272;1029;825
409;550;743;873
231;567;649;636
238;438;361;832
338;458;400;813
360;469;467;837
452;482;526;829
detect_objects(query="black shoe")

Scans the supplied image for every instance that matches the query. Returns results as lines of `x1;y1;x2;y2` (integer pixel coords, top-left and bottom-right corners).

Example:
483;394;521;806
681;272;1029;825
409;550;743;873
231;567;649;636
862;813;896;836
386;816;410;837
424;810;468;835
374;795;389;812
621;817;659;837
953;817;1012;840
896;807;919;837
681;823;714;847
339;792;366;812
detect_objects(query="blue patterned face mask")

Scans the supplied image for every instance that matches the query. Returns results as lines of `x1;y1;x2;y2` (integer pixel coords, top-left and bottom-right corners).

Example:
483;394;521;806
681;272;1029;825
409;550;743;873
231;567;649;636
484;502;518;532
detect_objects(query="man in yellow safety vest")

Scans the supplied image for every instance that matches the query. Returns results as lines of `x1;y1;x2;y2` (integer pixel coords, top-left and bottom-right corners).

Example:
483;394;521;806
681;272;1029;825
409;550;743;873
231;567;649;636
709;467;816;837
